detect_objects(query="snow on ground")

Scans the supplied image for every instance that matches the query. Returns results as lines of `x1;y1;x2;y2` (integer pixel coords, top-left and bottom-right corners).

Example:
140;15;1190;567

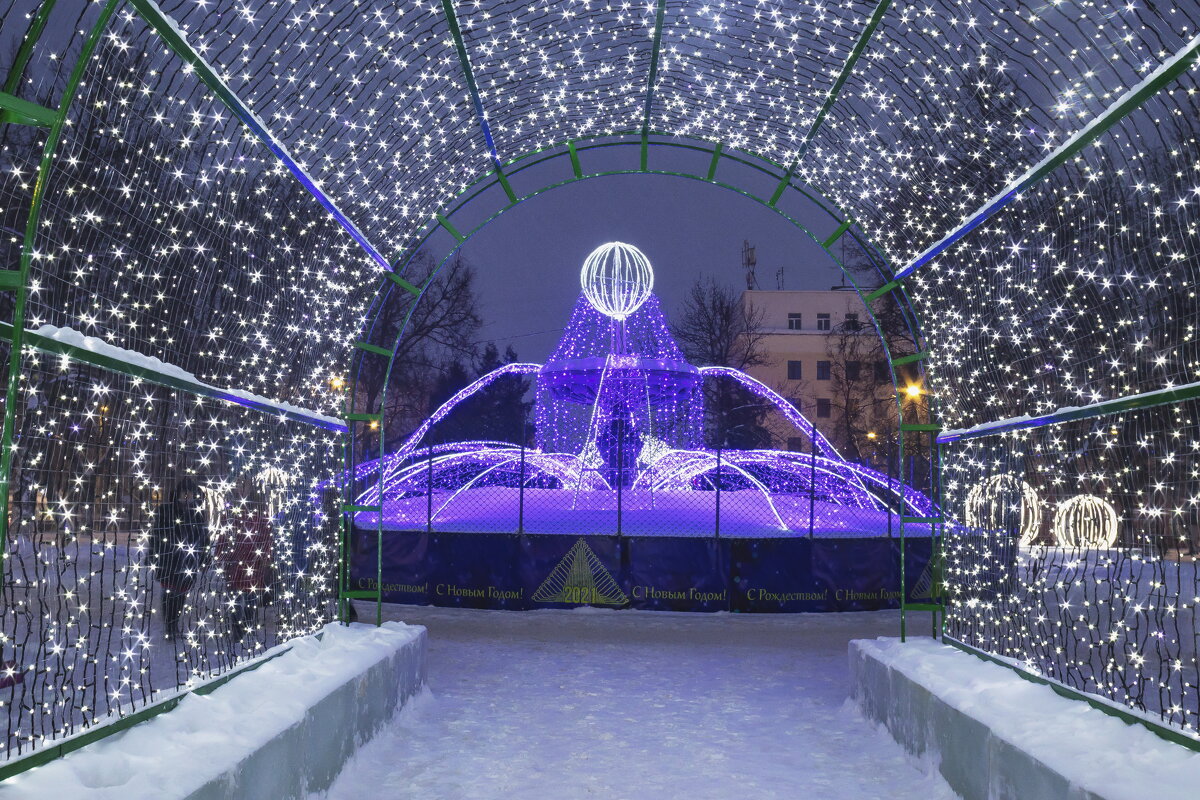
318;606;957;800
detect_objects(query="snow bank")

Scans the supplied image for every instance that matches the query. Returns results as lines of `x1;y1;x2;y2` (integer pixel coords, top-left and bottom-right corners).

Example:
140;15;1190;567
851;637;1200;800
1;622;426;800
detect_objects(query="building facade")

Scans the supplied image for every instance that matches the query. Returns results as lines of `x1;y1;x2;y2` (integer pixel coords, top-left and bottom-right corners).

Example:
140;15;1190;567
740;288;901;466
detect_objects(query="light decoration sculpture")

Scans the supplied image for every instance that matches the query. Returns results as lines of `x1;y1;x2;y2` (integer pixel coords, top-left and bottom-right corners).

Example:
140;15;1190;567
964;474;1042;546
1052;494;1119;549
353;245;936;536
580;242;655;322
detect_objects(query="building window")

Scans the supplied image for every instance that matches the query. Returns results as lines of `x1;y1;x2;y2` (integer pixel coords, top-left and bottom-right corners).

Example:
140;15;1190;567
875;360;890;383
845;313;860;331
787;437;806;452
787;313;802;330
816;313;831;331
845;360;861;381
787;360;803;380
816;398;832;418
816;360;831;380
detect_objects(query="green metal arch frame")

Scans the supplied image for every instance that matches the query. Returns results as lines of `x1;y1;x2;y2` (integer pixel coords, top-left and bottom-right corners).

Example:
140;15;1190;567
344;134;942;634
363;131;928;368
0;0;122;551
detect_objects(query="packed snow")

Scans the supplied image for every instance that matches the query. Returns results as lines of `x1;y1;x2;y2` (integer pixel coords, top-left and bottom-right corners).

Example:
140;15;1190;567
1;622;423;799
860;638;1200;800
317;606;956;799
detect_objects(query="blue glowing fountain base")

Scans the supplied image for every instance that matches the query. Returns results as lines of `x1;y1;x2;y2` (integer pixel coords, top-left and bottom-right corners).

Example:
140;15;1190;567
357;487;932;538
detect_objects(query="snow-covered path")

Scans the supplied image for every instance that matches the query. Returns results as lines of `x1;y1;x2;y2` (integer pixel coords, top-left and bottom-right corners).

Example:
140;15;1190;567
319;606;957;799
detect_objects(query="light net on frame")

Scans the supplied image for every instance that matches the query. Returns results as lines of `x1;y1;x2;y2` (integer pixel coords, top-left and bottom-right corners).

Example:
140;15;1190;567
0;0;1197;759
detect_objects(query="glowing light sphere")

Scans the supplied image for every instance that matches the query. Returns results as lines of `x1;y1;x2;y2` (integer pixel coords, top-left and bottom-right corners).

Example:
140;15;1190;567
1052;494;1119;549
580;242;654;321
965;474;1042;545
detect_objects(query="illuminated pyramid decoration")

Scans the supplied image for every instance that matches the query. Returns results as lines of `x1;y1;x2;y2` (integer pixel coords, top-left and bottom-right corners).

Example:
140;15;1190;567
910;561;935;600
532;538;628;606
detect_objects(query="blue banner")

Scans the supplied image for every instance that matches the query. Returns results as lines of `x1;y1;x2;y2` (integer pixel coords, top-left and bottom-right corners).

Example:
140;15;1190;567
349;530;935;613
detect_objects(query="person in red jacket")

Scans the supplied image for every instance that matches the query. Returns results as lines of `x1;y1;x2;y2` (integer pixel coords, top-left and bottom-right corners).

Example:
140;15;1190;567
216;500;274;641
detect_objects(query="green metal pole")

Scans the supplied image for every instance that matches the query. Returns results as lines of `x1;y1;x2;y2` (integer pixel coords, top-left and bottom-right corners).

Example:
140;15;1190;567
640;0;667;171
769;0;893;205
894;32;1200;282
0;323;345;432
438;0;517;204
2;0;61;96
128;0;391;271
0;0;122;558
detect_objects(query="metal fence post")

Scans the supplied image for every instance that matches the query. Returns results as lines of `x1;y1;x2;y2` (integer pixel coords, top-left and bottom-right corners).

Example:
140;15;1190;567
715;445;721;539
518;432;526;534
426;441;433;533
809;430;816;538
887;434;894;538
616;418;624;537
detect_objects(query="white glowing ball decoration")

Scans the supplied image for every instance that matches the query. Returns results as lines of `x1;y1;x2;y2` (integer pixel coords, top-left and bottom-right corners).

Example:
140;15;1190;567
1052;494;1119;549
581;242;655;321
965;474;1042;545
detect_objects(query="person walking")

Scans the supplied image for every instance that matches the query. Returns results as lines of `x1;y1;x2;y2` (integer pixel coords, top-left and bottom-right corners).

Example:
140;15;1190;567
150;478;209;640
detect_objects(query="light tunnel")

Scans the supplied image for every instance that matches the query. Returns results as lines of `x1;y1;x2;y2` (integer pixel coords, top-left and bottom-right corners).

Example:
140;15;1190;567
0;0;1197;764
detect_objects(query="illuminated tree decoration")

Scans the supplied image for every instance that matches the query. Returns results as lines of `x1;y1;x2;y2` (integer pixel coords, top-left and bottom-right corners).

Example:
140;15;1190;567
1052;494;1119;549
964;474;1042;545
580;242;655;321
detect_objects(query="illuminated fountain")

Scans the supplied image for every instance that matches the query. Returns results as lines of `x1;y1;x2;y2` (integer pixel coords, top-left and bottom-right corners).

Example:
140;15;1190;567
353;243;936;537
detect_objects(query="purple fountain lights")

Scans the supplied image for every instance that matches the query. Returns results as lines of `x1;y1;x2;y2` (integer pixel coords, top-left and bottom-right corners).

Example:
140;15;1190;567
355;251;937;537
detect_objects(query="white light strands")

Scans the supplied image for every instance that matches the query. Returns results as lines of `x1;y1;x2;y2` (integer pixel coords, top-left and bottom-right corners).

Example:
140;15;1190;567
964;474;1042;545
1053;494;1119;549
580;242;655;321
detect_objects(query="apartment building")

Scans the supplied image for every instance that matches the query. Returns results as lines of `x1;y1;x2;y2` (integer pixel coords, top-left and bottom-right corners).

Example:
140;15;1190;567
740;288;898;461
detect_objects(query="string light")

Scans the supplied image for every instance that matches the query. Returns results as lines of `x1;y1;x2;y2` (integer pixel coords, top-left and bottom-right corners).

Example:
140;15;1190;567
0;0;1195;757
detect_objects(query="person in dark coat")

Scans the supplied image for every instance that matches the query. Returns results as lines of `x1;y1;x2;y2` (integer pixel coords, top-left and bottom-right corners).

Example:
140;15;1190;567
150;478;209;639
598;409;642;488
216;502;273;641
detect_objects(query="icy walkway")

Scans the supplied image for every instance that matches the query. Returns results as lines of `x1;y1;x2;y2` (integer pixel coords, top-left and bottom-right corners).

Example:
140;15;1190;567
319;606;956;799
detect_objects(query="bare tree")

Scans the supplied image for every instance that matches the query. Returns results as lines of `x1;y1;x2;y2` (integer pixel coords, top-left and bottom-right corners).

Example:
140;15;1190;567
672;276;772;449
673;276;768;371
353;252;483;457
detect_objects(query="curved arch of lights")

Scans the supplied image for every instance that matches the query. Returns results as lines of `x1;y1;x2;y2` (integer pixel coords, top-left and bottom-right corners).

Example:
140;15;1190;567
2;0;1198;746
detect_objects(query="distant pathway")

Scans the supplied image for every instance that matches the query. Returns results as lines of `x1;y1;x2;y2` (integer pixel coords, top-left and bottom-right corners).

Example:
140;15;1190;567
320;606;957;800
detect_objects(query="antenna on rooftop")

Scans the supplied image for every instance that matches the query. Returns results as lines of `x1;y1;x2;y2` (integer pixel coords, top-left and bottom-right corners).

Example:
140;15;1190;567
776;266;785;290
742;240;757;290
